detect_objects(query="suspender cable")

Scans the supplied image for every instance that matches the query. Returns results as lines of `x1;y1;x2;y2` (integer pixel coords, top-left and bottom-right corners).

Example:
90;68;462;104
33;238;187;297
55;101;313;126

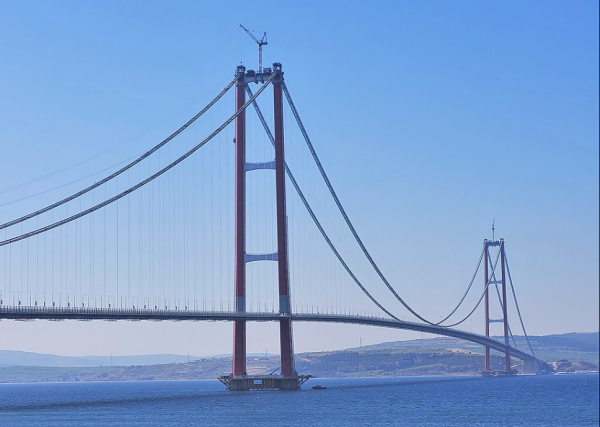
0;72;277;247
0;76;238;231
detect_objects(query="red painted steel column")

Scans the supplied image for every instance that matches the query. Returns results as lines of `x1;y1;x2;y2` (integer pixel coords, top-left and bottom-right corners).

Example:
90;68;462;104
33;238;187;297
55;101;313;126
233;66;247;376
273;64;295;378
483;240;490;372
501;240;511;372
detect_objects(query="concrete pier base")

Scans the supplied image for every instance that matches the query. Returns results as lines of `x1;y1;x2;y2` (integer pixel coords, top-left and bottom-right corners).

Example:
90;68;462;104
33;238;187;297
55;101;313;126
218;374;312;391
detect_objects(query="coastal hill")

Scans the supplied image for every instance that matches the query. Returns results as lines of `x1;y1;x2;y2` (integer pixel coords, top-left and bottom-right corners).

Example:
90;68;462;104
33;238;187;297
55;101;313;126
0;332;597;383
353;332;599;363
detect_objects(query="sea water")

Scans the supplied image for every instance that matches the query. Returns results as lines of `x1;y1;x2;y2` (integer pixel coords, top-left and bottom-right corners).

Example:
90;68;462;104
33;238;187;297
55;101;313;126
0;374;598;426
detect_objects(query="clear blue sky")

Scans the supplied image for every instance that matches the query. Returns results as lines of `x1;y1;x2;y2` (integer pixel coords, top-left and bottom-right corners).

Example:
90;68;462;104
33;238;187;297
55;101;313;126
0;1;597;357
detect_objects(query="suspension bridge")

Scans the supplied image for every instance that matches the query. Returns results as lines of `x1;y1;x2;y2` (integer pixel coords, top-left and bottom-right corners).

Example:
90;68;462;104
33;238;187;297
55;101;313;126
0;62;549;390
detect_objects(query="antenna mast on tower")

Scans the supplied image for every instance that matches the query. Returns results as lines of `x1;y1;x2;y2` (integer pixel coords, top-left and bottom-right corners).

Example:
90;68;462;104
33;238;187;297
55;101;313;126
240;24;268;73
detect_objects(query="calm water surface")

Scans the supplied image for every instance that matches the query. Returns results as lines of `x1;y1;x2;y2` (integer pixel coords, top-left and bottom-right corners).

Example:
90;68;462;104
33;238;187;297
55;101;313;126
0;374;598;426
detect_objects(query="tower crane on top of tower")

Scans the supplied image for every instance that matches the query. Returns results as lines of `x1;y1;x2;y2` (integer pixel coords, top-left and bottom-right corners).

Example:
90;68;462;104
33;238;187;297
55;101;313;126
239;24;268;73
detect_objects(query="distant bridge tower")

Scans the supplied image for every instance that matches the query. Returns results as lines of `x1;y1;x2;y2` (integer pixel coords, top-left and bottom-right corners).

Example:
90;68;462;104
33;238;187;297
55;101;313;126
221;63;310;391
483;238;512;375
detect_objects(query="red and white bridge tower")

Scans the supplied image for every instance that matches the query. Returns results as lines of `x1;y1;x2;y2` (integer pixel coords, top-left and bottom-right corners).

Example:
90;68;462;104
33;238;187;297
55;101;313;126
220;63;311;391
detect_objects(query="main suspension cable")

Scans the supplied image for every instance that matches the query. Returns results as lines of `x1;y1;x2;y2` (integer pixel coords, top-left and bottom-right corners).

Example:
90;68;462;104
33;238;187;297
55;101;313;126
439;247;502;328
0;72;276;247
487;251;518;349
0;156;135;208
282;82;482;326
437;246;485;325
245;85;401;321
0;76;238;231
505;252;536;357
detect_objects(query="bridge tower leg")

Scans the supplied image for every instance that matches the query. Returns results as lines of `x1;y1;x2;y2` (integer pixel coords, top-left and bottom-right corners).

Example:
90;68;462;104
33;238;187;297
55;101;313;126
500;239;511;373
273;63;295;380
483;239;491;374
233;65;247;377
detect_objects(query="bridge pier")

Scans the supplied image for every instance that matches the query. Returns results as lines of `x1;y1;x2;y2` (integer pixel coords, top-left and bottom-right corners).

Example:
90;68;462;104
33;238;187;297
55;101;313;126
218;374;312;391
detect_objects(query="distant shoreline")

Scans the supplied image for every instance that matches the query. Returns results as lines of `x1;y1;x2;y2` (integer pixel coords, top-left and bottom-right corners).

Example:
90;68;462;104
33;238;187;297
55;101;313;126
2;332;597;383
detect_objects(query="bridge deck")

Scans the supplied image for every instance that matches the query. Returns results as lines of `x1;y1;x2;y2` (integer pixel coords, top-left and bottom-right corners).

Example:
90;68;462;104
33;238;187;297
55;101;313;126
0;306;541;365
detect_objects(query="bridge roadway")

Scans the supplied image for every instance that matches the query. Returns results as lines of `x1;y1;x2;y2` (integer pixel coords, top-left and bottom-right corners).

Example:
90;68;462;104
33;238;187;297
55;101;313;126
1;305;544;367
